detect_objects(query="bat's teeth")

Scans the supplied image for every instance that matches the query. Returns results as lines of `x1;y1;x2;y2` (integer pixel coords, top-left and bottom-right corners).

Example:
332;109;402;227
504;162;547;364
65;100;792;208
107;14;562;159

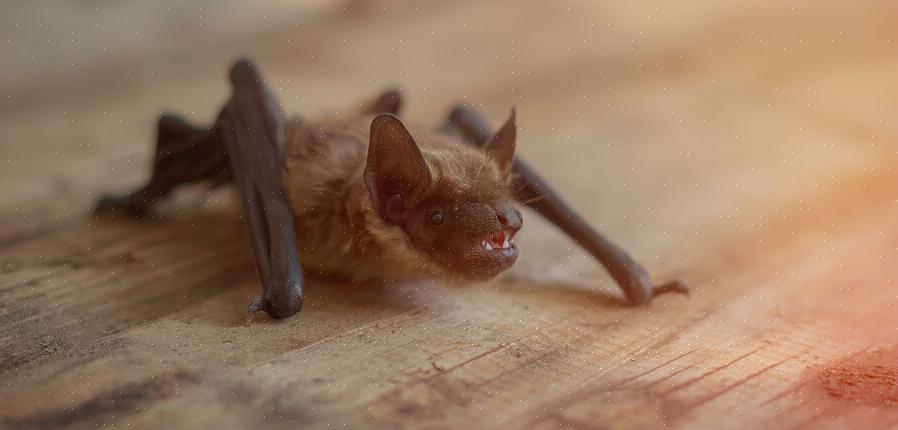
485;242;493;251
502;236;510;248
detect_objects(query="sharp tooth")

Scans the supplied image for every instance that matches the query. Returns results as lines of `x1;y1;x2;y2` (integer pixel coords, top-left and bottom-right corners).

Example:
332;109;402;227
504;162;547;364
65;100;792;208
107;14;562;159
485;242;493;251
502;236;509;248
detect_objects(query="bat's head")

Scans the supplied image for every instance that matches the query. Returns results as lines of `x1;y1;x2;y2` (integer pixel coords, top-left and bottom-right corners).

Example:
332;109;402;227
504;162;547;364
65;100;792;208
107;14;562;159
364;112;521;281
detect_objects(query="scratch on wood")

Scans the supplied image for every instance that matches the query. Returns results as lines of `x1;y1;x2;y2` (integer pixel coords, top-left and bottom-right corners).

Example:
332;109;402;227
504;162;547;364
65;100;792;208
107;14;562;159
762;346;872;406
401;306;599;380
762;379;812;406
611;348;699;388
361;311;599;415
644;354;715;389
373;337;427;360
659;344;767;395
268;308;423;363
479;332;594;387
687;354;796;409
636;302;717;354
439;344;507;375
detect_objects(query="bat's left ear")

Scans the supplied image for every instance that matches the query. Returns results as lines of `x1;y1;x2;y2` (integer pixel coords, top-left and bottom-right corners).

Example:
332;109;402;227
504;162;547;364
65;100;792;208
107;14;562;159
364;114;433;224
484;108;516;178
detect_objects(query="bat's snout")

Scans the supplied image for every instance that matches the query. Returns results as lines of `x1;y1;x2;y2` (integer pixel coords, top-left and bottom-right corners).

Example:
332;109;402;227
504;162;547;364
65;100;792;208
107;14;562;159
496;207;522;232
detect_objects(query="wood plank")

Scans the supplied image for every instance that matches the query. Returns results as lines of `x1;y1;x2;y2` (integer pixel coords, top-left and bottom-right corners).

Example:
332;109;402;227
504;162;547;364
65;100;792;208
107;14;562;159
3;0;898;428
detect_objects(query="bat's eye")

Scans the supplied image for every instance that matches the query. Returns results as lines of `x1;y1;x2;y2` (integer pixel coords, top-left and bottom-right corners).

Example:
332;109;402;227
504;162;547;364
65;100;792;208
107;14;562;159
430;210;445;226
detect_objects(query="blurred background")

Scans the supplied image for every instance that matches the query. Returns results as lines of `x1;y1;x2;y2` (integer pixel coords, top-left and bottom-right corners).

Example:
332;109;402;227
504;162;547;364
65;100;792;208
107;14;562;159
3;0;897;277
4;1;898;428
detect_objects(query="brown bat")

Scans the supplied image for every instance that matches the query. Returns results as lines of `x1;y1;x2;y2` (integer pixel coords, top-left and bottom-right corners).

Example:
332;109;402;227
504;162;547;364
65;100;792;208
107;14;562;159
96;59;687;321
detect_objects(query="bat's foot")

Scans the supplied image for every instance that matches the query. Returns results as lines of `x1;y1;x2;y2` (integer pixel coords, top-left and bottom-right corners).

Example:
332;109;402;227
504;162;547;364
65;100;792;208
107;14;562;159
617;267;689;305
652;280;689;299
246;296;265;324
245;294;303;323
246;288;302;324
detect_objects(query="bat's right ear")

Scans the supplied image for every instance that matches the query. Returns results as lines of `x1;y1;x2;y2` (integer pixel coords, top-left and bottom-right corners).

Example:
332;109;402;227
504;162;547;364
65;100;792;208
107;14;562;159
364;114;433;224
483;108;516;179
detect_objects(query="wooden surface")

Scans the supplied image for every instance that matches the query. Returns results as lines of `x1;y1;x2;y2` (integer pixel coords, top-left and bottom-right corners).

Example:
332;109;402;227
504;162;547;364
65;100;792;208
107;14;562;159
4;1;898;428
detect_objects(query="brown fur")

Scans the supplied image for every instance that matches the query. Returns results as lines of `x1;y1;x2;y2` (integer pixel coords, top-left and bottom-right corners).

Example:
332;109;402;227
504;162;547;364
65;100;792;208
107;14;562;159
282;97;520;284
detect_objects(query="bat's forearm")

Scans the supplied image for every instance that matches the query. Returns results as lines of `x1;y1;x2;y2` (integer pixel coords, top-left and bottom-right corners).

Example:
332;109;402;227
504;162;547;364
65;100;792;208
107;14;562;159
514;160;690;304
222;60;304;320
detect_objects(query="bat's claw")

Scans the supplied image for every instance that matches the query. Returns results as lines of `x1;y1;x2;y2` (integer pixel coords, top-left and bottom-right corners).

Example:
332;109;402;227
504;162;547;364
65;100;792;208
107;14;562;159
616;265;689;305
652;280;689;299
246;296;266;324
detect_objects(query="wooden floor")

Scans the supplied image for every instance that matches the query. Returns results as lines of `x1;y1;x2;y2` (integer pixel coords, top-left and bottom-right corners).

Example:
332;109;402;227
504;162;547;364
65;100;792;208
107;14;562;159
4;1;898;428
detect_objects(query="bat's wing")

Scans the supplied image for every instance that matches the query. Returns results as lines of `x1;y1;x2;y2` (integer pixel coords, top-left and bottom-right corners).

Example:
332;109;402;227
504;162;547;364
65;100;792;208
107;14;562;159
444;107;687;305
97;60;304;321
95;116;230;216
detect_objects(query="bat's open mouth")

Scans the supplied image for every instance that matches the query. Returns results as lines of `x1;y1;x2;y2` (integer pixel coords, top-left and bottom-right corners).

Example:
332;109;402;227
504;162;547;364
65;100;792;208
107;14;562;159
479;229;517;253
470;228;519;276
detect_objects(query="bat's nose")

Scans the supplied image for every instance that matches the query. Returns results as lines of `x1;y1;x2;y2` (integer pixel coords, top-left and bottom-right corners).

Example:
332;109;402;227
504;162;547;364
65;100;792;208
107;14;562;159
496;207;522;231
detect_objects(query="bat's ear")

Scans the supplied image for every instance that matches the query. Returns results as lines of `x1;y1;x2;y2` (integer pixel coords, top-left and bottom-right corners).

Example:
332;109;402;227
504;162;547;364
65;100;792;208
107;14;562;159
484;108;516;178
363;89;402;115
364;114;433;223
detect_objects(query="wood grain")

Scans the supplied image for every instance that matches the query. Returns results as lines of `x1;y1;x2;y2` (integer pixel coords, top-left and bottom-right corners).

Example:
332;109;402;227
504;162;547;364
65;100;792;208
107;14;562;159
3;0;898;428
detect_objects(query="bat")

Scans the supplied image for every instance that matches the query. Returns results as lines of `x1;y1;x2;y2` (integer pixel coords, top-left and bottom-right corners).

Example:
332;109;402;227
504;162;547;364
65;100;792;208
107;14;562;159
96;59;687;321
